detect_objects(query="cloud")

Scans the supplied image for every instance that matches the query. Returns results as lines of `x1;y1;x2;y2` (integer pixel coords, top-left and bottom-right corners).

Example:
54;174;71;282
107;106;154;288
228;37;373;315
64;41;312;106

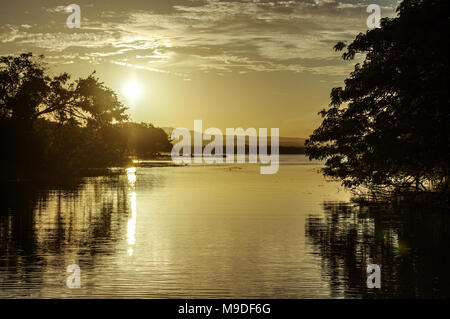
0;0;398;76
45;5;67;13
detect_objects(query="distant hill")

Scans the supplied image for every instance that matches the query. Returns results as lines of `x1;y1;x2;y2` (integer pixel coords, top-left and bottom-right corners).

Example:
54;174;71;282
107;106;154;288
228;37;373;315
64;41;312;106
161;127;305;147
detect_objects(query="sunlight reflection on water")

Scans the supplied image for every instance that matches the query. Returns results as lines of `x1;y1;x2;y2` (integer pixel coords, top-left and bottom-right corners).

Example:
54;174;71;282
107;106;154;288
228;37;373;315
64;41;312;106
2;155;446;298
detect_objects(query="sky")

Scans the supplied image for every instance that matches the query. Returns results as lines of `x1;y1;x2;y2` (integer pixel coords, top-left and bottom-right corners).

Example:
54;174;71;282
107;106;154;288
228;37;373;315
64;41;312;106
0;0;399;137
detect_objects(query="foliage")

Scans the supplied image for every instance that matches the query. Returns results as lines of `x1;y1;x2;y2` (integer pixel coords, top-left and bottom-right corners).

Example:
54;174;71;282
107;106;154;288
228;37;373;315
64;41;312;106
0;53;171;179
306;0;449;194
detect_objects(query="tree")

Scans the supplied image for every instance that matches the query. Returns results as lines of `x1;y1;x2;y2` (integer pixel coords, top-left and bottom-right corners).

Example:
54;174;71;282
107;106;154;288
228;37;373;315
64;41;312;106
1;53;173;179
0;53;51;126
0;53;128;128
0;53;130;177
72;73;129;128
306;0;450;195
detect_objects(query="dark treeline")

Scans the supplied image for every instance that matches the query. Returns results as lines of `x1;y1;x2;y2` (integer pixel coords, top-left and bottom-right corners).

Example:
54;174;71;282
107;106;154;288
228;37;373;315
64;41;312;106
188;145;305;155
306;0;450;199
0;53;172;180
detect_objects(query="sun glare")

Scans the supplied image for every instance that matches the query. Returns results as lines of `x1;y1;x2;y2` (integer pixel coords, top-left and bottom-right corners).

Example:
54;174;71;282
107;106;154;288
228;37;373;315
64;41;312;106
123;80;141;101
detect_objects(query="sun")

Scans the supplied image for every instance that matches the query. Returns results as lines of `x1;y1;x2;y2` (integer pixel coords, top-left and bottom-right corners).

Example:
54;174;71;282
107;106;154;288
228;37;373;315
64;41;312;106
123;80;141;101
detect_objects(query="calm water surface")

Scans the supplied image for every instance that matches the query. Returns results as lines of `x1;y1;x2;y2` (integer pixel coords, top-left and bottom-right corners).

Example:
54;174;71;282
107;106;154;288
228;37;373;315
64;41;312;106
0;155;449;298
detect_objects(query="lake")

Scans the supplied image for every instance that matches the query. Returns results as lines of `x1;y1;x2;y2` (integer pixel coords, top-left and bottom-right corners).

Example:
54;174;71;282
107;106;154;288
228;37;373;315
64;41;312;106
0;155;448;298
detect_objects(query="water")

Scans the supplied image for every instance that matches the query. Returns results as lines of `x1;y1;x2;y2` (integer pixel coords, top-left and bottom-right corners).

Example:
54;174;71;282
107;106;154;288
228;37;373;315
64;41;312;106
0;155;448;298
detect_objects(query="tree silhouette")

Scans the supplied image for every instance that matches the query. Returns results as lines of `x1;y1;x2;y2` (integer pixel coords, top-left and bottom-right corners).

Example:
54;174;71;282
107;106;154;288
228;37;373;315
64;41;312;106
0;53;128;128
0;53;171;179
306;0;449;195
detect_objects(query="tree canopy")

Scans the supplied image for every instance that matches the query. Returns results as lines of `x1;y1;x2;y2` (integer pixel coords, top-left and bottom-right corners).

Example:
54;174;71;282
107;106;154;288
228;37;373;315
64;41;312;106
0;53;128;128
0;53;171;179
306;0;449;195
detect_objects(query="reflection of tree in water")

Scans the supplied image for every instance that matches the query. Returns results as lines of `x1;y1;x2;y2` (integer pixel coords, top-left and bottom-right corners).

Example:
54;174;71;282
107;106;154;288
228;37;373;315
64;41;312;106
0;176;133;293
306;202;450;298
0;182;44;286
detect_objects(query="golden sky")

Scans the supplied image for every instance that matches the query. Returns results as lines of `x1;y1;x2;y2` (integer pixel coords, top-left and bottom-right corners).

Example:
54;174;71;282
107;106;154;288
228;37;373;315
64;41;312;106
0;0;398;137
